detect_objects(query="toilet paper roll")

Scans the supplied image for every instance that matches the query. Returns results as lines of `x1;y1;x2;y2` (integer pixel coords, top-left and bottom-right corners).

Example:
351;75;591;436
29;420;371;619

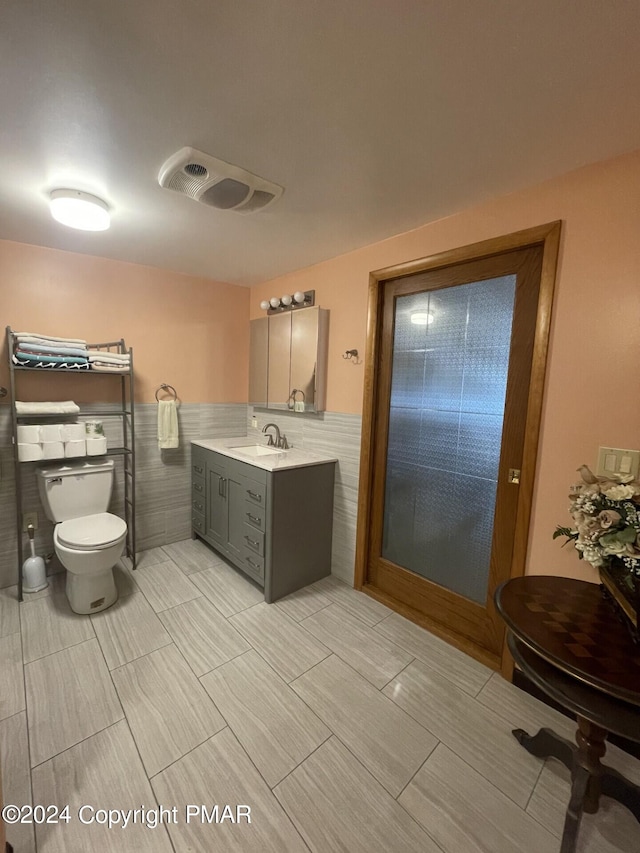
86;436;107;456
42;441;65;460
17;424;41;443
18;443;44;462
84;420;104;437
64;440;86;458
61;423;86;441
40;423;63;442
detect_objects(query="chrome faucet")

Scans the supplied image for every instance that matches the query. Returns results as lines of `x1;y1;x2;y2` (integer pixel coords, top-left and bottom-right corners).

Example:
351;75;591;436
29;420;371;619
262;423;280;447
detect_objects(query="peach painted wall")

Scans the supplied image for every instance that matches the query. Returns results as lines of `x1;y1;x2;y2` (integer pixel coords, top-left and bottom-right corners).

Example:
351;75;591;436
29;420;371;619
251;147;640;582
0;240;249;404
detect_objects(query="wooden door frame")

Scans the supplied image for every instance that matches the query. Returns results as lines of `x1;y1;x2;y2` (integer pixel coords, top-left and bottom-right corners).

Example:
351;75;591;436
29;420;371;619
354;221;562;671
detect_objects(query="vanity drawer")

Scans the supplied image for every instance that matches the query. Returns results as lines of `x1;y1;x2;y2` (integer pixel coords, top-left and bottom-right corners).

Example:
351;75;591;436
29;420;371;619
244;501;265;532
242;523;264;557
192;495;205;516
192;478;205;499
192;511;205;535
244;478;266;507
241;548;264;581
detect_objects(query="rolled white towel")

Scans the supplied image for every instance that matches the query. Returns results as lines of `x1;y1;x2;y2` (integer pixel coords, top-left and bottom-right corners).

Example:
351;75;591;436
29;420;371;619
65;440;86;458
40;423;64;442
87;350;130;362
61;423;86;441
42;441;64;460
17;425;41;443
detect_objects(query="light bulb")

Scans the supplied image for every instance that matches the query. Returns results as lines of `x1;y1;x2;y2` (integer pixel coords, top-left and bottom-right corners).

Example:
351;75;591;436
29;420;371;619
281;294;292;306
260;300;270;311
293;291;306;304
50;189;110;231
270;297;281;309
410;311;434;326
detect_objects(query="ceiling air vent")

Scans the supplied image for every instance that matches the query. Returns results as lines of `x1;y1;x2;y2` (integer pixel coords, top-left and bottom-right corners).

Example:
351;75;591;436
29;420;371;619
158;147;283;213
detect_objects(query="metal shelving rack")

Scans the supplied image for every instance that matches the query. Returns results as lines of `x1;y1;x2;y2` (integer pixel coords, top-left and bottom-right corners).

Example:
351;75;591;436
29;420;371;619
6;326;137;600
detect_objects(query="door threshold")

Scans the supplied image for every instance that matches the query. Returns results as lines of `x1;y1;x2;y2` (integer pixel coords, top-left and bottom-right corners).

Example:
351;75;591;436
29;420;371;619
361;582;501;671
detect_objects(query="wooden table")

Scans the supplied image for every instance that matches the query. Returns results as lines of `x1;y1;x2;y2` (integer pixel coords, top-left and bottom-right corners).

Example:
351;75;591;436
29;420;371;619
495;575;640;853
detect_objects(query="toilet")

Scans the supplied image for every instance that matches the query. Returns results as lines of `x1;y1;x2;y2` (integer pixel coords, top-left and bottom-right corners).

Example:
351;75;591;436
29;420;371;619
36;459;127;614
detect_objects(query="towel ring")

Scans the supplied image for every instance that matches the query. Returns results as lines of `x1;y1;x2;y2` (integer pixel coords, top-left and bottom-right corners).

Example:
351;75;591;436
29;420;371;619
155;383;177;402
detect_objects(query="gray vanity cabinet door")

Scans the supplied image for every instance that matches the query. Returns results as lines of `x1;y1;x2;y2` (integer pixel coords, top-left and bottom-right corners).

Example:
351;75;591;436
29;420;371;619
206;454;227;547
225;474;245;560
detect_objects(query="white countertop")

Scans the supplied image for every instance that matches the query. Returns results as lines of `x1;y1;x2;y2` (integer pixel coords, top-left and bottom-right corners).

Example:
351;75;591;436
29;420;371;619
191;437;338;472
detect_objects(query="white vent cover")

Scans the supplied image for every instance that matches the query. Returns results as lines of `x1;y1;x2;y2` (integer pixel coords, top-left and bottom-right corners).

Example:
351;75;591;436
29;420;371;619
158;147;283;213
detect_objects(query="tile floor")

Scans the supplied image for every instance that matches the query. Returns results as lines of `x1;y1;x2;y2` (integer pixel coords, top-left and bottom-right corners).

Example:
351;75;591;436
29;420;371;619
1;539;639;852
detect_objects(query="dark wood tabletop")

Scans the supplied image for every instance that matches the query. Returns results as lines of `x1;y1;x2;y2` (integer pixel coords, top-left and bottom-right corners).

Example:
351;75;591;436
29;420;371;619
495;575;640;706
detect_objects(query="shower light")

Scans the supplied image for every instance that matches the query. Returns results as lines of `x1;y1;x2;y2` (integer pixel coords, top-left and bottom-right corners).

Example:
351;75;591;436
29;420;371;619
50;189;110;231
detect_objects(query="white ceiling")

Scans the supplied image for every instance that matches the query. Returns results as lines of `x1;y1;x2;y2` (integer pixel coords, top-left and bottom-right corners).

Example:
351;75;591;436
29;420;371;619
1;1;639;286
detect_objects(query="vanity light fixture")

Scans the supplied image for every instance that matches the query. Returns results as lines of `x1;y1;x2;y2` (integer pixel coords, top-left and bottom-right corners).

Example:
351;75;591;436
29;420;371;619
410;310;434;326
49;189;110;231
260;290;316;314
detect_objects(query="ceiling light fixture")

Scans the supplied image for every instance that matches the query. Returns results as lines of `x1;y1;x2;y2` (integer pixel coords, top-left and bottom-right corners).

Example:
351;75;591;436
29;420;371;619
49;189;110;231
410;311;434;326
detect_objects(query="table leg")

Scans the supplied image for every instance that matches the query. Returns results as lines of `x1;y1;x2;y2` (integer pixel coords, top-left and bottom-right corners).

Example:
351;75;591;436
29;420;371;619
574;717;607;814
512;726;574;769
560;765;589;853
600;766;640;822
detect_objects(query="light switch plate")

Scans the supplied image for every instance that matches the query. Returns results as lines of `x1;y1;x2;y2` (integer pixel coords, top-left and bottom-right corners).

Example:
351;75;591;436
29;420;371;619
596;446;640;479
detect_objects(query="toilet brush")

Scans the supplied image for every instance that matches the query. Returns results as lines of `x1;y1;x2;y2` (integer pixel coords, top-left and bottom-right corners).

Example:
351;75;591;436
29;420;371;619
22;523;48;593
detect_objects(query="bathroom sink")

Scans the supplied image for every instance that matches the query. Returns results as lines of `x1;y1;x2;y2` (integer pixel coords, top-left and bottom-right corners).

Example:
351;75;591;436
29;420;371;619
233;443;283;457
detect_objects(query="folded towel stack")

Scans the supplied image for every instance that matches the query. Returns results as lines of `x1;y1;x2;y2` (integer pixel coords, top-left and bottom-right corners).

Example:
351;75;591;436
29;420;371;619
15;401;81;415
13;332;89;370
87;350;131;373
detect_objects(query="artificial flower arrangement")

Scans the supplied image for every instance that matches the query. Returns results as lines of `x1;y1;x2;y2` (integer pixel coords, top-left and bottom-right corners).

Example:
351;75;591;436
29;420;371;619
554;464;640;640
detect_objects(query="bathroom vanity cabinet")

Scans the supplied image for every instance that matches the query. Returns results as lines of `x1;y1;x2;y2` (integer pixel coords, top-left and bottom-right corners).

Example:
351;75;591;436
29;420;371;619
191;441;336;602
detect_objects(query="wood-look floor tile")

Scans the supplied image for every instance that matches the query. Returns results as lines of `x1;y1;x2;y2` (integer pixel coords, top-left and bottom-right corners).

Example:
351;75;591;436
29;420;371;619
275;584;332;622
0;712;35;853
201;650;330;787
190;563;263;617
527;758;640;852
112;644;225;777
0;585;20;637
130;559;200;612
132;546;172;569
162;538;225;575
21;593;95;664
301;603;413;688
0;633;25;721
399;742;557;852
230;602;329;682
292;654;436;796
159;597;250;676
383;659;542;807
26;639;123;767
32;720;173;852
274;737;439;852
152;727;307;851
312;575;392;626
477;671;576;740
376;611;493;696
91;590;173;669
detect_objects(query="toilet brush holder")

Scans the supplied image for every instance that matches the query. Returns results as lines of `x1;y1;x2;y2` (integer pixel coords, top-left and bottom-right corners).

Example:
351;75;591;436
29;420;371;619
22;524;48;593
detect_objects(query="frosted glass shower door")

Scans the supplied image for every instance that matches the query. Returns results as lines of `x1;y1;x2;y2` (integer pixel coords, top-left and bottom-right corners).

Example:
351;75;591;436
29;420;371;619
382;276;516;603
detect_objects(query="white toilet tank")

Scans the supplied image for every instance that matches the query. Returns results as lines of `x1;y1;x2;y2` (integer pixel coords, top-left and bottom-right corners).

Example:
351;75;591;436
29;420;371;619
37;459;115;522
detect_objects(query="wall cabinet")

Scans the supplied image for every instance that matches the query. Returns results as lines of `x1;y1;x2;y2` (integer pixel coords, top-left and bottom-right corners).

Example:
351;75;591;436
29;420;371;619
191;443;335;601
249;306;329;412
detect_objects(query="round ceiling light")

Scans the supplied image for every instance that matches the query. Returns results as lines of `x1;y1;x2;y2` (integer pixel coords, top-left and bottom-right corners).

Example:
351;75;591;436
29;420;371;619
50;189;110;231
410;311;434;325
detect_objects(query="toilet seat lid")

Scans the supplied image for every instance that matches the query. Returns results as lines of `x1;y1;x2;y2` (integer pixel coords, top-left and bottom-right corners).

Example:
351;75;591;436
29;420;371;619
57;513;127;550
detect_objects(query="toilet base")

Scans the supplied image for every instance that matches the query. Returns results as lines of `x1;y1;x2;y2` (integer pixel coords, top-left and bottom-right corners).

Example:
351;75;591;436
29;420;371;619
66;567;118;614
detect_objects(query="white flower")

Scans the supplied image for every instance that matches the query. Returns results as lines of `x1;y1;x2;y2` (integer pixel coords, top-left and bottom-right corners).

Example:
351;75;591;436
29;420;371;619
601;540;630;556
602;484;636;501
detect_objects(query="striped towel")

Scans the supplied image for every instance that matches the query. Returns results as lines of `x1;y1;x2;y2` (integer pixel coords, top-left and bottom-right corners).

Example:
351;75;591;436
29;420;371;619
15;350;87;365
